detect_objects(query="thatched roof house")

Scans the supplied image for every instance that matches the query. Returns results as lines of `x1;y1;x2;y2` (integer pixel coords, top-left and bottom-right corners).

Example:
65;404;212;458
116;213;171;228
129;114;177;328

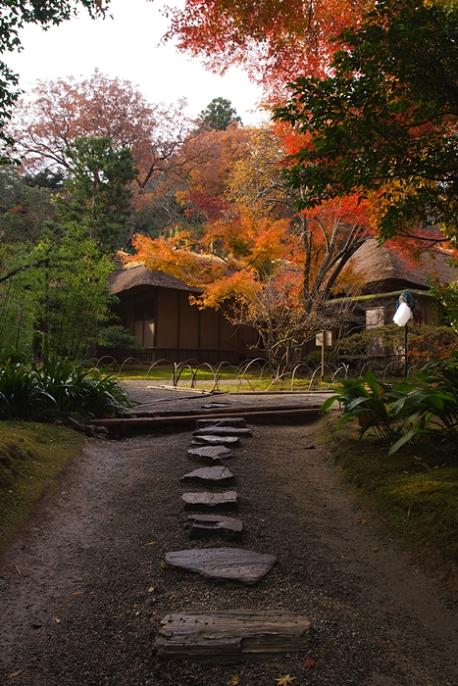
110;264;201;295
108;263;257;363
342;239;457;328
349;239;456;292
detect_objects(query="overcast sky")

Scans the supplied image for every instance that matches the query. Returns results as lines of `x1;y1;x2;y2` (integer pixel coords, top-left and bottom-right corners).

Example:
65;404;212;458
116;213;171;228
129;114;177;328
7;0;266;125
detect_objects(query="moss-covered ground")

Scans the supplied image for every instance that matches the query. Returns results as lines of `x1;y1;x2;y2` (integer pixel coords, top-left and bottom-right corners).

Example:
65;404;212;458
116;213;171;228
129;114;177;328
319;416;458;563
0;422;83;552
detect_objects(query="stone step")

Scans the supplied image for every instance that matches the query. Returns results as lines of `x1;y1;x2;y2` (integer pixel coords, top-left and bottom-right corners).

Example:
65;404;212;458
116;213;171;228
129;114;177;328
194;426;252;437
196;417;247;428
187;445;233;463
185;514;243;540
192;435;240;447
155;610;312;662
181;490;238;510
181;466;235;486
165;548;276;584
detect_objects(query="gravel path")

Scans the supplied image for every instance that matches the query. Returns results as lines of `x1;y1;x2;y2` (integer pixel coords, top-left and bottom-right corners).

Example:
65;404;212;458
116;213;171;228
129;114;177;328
0;417;457;685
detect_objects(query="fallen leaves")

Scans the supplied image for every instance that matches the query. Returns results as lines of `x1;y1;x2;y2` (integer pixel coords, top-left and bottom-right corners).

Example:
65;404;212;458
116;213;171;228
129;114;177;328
304;656;315;670
275;676;296;685
228;676;241;685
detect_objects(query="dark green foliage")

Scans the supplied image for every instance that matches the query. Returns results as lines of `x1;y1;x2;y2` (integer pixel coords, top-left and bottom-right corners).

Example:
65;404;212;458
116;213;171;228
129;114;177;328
0;166;55;242
432;282;458;330
97;325;140;351
322;371;398;441
57;136;136;251
24;168;65;190
198;97;242;131
335;324;458;364
275;0;458;237
0;355;128;421
389;362;458;453
37;226;114;360
322;362;458;454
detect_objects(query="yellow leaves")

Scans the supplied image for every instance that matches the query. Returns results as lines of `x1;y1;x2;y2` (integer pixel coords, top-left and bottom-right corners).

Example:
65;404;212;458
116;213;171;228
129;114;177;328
228;676;241;685
275;676;296;686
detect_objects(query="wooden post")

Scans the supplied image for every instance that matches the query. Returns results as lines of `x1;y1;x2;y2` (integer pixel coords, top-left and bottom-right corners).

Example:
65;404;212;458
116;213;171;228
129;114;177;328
320;330;325;381
404;323;408;378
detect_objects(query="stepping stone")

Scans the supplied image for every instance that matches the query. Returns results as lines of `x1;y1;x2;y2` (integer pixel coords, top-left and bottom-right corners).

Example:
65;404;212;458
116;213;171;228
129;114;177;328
197;417;247;428
185;514;243;540
187;446;233;463
192;435;240;447
194;426;252;437
165;548;276;584
155;610;312;661
182;491;238;510
181;466;234;485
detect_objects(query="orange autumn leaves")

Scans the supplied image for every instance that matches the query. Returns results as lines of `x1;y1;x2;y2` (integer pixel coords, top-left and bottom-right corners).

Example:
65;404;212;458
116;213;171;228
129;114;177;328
166;0;371;88
128;124;374;315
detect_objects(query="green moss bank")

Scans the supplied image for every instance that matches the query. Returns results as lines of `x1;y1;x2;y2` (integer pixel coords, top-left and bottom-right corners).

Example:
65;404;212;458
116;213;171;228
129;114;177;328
319;417;458;564
0;422;83;551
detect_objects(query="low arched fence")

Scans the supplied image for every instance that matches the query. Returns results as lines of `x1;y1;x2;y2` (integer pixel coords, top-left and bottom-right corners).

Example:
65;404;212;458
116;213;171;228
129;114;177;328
94;354;410;393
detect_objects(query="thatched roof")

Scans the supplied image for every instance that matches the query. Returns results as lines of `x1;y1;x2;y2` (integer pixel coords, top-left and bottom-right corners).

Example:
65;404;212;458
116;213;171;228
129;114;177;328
349;239;457;291
110;264;200;295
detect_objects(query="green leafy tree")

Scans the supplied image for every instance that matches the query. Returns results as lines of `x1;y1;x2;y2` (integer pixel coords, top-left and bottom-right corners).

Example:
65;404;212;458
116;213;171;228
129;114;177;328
36;226;114;360
198;97;242;130
0;166;56;242
0;1;111;155
275;0;458;239
57;136;136;252
0;230;113;362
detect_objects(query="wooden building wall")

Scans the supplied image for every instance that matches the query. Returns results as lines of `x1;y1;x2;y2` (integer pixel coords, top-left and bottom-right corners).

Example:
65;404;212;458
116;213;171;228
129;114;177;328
116;285;258;363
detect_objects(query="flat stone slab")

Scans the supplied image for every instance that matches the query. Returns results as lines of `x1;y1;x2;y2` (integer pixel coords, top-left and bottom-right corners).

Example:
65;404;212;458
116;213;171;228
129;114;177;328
185;514;243;539
194;426;252;437
182;491;238;510
192;435;240;447
181;466;235;485
187;446;233;463
165;548;276;584
196;417;247;428
155;611;312;662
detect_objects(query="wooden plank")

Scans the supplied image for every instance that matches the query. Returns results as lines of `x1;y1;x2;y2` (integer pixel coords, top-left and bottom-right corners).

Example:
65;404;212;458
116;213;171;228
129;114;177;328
92;407;321;434
155;610;312;662
196;417;247;427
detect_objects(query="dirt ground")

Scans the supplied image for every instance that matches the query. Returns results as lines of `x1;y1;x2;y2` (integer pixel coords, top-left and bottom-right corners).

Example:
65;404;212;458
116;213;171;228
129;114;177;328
0;388;457;686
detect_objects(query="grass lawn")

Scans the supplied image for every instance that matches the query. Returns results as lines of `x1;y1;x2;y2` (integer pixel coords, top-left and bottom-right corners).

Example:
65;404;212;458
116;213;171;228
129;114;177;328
0;422;83;552
112;365;335;392
319;417;458;564
113;364;257;381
